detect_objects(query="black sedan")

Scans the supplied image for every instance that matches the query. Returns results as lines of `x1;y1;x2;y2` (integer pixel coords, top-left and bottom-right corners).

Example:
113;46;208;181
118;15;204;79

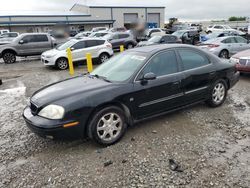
137;34;181;47
23;44;239;145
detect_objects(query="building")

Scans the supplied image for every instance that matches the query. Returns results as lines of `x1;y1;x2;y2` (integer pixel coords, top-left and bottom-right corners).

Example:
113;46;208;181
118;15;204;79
0;4;165;33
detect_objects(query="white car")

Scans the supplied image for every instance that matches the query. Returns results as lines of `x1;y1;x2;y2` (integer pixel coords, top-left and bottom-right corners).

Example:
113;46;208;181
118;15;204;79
41;38;113;70
206;25;243;34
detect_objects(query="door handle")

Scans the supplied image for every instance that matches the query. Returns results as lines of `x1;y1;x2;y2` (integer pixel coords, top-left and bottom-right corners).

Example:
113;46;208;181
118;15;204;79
209;71;216;76
173;81;179;85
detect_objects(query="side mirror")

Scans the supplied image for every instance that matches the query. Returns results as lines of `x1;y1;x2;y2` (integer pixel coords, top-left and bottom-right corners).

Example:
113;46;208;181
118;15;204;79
19;40;24;44
70;47;75;51
143;72;156;80
160;39;165;43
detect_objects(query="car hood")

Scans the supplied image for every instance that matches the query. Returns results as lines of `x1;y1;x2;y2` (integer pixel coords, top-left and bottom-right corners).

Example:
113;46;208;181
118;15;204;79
137;41;155;46
232;49;250;58
31;76;114;107
42;48;59;56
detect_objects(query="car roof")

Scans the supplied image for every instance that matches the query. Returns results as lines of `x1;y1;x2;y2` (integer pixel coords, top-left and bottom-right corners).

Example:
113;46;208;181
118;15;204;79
130;44;199;54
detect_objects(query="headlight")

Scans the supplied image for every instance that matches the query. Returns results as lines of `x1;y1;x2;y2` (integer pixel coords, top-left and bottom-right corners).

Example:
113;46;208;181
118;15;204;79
230;57;239;64
38;104;65;120
45;53;56;58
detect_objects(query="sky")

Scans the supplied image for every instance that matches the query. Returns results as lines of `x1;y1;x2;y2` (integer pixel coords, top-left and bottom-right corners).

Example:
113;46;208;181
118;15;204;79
0;0;249;22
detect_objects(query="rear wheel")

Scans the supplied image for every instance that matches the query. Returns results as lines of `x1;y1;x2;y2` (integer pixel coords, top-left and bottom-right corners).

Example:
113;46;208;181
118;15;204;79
99;53;110;64
126;43;134;49
219;50;229;59
88;106;127;146
3;52;16;64
206;80;227;107
56;58;68;70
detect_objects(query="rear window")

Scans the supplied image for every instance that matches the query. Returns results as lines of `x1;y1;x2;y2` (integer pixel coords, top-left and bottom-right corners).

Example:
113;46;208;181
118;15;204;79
96;40;105;45
85;40;104;47
34;35;48;42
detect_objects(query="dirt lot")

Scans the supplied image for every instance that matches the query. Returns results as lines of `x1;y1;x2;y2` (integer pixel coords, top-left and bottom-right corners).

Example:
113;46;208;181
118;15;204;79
0;59;250;188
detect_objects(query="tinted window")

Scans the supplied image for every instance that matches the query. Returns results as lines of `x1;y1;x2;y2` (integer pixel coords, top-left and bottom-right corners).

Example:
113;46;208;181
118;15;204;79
10;33;18;37
34;35;48;42
96;40;105;45
142;50;178;77
112;34;119;40
119;34;129;39
222;37;236;44
178;49;210;70
214;26;223;29
21;35;34;43
85;40;98;48
72;41;85;50
235;37;247;43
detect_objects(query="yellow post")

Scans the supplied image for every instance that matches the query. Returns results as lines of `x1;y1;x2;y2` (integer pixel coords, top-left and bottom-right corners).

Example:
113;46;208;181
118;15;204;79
120;45;124;52
67;48;74;76
86;53;93;73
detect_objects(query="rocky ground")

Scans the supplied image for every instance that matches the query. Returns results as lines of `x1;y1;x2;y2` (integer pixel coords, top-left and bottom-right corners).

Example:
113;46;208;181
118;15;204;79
0;59;250;188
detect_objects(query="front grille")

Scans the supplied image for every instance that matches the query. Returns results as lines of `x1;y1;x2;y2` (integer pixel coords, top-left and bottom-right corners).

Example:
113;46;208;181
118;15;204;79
239;59;247;66
30;102;38;115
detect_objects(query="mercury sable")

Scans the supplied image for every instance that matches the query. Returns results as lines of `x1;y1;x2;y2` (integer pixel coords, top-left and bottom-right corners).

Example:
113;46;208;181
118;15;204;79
23;44;239;145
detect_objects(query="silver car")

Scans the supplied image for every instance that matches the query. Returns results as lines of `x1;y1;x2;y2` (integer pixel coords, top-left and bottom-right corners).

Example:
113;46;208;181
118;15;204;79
198;36;250;58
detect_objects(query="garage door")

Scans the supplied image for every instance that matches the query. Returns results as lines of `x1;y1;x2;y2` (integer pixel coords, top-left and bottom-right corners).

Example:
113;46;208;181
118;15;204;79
124;13;138;24
147;13;160;28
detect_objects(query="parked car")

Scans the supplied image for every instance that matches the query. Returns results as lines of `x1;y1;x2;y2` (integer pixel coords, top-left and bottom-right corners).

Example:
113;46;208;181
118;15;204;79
137;34;181;47
109;27;127;32
91;27;108;33
23;44;239;145
0;32;19;39
88;31;109;38
200;31;239;42
198;36;250;59
205;25;243;34
230;49;250;73
172;30;200;45
0;33;55;64
145;28;165;38
69;30;78;37
103;32;137;50
0;29;9;35
74;31;91;38
41;38;113;70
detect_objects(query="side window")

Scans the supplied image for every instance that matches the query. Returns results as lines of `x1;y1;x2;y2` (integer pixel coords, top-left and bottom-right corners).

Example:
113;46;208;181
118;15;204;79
85;40;98;48
21;35;34;43
34;35;48;42
141;50;178;77
72;41;86;50
235;37;247;43
178;49;210;70
112;34;119;40
119;34;129;39
96;40;105;45
222;37;236;44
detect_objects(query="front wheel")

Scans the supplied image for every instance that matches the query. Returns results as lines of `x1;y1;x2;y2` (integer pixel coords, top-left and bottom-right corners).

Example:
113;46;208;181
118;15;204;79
206;80;227;107
3;52;16;64
219;50;229;59
88;106;127;146
56;58;68;70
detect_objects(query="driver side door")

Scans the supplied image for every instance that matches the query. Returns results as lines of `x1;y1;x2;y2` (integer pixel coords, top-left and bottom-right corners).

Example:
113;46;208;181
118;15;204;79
132;50;184;119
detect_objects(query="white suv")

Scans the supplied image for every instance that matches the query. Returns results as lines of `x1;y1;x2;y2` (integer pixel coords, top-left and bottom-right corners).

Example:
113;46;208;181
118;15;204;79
206;25;236;33
41;38;113;70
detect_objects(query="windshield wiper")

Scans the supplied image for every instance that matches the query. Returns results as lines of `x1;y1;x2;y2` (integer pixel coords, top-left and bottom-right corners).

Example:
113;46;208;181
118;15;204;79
91;74;111;83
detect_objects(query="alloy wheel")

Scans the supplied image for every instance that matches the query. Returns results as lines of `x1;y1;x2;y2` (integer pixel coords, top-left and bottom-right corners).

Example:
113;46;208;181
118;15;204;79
3;53;16;64
100;54;109;63
57;59;68;70
212;83;225;104
127;44;133;49
97;113;122;142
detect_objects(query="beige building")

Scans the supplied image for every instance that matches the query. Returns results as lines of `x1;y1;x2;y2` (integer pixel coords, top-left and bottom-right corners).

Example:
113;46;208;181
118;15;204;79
0;4;165;33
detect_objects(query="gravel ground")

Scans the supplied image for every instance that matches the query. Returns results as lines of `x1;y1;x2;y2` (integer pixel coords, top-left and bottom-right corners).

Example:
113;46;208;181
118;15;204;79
0;59;250;188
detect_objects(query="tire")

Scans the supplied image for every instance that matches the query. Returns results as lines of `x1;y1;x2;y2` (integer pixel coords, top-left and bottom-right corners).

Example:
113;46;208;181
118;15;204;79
98;53;110;64
207;31;212;34
56;58;68;70
88;106;127;146
219;50;229;59
206;79;228;107
3;52;16;64
126;43;134;49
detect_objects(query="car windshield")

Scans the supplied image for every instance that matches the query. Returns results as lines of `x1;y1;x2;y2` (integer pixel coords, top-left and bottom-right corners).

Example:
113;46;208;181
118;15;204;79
90;52;147;82
148;35;162;43
102;33;113;40
172;31;185;38
56;40;76;50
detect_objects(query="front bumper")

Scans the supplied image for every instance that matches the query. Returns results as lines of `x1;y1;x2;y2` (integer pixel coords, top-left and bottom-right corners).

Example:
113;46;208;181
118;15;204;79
41;55;57;66
23;106;83;139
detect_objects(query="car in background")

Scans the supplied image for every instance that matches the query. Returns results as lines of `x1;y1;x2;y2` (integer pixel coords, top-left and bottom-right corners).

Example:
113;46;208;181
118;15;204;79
172;30;200;45
145;28;165;38
41;38;113;70
109;27;127;32
88;31;109;38
200;31;244;42
0;32;19;39
103;32;137;50
91;27;108;33
0;33;55;64
137;34;181;47
74;31;91;38
69;30;78;37
205;25;243;34
0;29;9;35
198;36;250;59
23;44;239;145
230;49;250;73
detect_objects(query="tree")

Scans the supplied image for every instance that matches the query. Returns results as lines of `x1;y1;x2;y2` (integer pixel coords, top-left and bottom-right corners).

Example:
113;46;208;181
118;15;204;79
228;16;246;21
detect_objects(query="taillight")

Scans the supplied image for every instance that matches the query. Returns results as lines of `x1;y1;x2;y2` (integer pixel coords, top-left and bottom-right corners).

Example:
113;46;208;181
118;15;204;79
208;44;220;48
106;43;112;48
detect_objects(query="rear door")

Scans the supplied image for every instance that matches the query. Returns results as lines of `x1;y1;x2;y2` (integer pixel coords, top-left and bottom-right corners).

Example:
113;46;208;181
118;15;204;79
133;50;184;118
33;35;51;54
234;36;250;52
71;41;86;61
221;37;238;55
110;34;120;49
177;48;216;104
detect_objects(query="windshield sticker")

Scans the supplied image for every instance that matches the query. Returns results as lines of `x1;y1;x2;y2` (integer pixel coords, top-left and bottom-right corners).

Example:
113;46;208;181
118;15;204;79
130;55;146;61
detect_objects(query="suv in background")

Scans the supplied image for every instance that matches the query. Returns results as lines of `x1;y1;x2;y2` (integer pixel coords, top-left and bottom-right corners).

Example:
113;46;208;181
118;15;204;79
0;33;55;64
0;32;19;39
41;38;113;70
91;27;108;33
109;27;127;32
103;32;137;50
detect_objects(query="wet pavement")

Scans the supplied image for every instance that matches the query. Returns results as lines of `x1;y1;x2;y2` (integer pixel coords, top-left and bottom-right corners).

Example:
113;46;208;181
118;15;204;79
0;59;250;187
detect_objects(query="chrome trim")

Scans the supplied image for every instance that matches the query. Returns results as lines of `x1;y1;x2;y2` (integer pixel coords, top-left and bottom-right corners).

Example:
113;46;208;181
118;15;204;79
139;93;184;108
185;86;208;95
